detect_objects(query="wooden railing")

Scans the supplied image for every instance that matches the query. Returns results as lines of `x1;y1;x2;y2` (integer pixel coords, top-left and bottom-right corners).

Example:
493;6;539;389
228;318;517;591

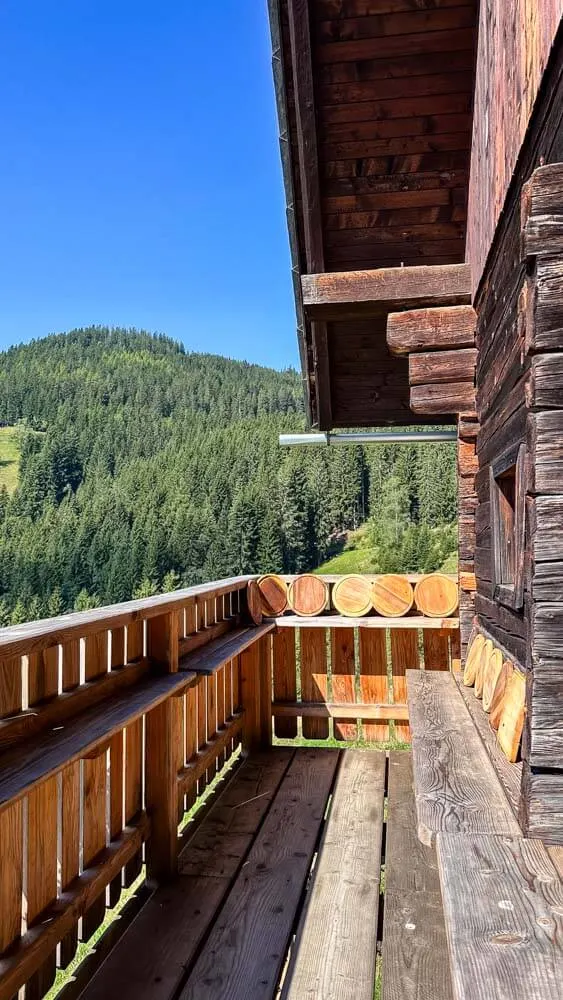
270;574;459;744
0;573;459;1000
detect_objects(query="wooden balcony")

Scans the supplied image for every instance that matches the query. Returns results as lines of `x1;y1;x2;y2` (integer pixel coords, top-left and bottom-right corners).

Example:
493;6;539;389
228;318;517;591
0;576;560;1000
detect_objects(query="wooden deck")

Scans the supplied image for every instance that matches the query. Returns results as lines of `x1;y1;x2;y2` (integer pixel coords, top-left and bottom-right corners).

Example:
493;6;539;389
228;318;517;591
79;748;452;1000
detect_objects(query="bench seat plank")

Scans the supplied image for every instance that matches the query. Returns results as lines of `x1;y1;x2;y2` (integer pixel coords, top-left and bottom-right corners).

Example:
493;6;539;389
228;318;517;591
438;833;563;1000
180;623;274;674
453;673;522;820
0;671;195;812
180;748;339;1000
383;752;453;1000
407;670;520;844
282;750;385;1000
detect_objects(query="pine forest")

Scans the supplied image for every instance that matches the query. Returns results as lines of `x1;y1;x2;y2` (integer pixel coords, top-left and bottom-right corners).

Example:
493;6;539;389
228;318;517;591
0;327;458;624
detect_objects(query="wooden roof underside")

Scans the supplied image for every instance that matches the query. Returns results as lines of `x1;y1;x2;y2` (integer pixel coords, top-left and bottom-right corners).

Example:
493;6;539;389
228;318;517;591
270;0;478;428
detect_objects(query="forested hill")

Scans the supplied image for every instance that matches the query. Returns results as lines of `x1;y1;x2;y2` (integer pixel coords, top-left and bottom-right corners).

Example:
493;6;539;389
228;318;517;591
0;327;457;624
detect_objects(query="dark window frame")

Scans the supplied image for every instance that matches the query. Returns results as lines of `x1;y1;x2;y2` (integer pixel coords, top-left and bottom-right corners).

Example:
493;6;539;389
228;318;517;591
489;442;526;611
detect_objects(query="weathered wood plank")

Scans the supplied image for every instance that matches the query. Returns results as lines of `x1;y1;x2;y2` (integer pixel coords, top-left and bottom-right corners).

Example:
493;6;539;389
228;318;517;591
0;671;194;814
180;624;274;675
437;833;563;1000
80;751;294;1000
387;304;476;355
410;380;476;414
282;751;385;1000
331;628;357;740
25;776;58;999
409;347;476;386
383;752;453;1000
300;628;329;740
302;264;471;320
272;629;298;739
391;629;418;741
273;614;459;629
453;673;522;820
407;670;521;844
359;629;389;740
180;749;339;1000
272;702;409;721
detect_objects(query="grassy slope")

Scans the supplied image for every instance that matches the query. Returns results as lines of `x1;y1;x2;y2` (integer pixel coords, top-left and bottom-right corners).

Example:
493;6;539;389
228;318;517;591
315;524;458;575
0;426;21;493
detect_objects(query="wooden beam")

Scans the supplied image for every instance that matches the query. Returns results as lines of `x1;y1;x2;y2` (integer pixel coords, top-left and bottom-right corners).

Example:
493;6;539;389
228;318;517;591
272;702;409;721
410;381;476;415
387;304;476;355
409;348;477;386
302;264;471;321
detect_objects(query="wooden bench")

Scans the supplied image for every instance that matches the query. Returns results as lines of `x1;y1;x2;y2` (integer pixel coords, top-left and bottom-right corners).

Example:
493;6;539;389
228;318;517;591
76;747;457;1000
407;669;521;845
407;668;563;1000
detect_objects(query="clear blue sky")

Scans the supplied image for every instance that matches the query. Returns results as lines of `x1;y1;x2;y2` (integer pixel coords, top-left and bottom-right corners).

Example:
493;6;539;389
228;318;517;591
0;1;299;369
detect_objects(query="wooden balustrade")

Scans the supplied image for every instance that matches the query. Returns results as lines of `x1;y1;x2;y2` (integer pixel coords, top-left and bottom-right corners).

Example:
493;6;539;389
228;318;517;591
0;577;255;1000
0;573;460;1000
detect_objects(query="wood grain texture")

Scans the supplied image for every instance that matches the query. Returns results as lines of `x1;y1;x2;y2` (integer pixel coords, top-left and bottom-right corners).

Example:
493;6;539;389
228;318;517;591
437;832;563;1000
0;799;22;953
407;670;521;844
0;671;193;814
282;751;385;1000
331;627;357;740
25;776;58;999
467;0;562;289
272;628;297;739
409;347;477;386
302;264;471;320
274;614;459;629
454;673;522;821
300;627;329;739
391;628;418;741
372;574;414;617
180;749;339;1000
359;628;389;740
0;577;252;660
81;751;293;1000
383;752;453;1000
59;761;80;968
287;575;329;616
81;752;107;940
423;628;450;671
387;304;476;355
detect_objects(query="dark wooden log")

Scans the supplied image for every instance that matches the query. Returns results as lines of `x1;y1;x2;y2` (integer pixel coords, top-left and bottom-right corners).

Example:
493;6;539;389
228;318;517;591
532;255;563;351
301;264;471;321
408;348;476;386
387;304;476;355
410;381;475;415
521;162;563;259
526;352;563;408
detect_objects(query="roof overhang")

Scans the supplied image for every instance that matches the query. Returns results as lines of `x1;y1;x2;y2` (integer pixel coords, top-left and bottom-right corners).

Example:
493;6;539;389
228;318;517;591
268;0;479;429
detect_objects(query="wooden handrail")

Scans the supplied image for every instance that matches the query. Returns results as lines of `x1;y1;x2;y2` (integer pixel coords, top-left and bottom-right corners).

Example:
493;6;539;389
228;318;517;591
0;575;255;658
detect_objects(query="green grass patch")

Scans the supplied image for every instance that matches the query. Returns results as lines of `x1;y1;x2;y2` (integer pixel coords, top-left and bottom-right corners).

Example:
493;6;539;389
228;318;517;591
0;426;22;494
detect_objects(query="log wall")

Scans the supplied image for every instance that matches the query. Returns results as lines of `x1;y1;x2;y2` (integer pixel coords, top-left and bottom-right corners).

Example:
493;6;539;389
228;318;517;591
467;1;563;291
473;31;563;841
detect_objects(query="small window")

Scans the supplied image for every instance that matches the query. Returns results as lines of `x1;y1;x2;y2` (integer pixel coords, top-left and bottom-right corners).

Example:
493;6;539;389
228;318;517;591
490;444;526;610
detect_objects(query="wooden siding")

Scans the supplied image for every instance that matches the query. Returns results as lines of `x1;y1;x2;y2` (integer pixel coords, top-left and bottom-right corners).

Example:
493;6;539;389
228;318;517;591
467;1;563;291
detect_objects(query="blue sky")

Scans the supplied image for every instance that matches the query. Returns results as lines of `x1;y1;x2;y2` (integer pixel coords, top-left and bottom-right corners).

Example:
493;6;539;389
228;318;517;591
0;1;299;369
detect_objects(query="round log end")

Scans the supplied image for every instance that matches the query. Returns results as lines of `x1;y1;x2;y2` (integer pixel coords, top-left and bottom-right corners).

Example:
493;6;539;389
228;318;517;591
288;575;329;617
463;633;485;687
257;574;288;617
331;575;373;617
372;574;414;618
414;573;459;617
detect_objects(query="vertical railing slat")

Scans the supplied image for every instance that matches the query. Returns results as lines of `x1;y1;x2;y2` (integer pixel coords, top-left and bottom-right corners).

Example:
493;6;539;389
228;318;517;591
331;627;357;741
359;630;389;742
300;628;329;740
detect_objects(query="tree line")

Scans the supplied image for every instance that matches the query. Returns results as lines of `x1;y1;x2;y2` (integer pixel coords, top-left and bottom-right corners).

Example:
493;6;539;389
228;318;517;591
0;327;457;624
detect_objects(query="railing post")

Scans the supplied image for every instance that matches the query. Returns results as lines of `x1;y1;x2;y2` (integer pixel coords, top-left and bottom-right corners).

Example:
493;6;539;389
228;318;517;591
145;611;180;882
